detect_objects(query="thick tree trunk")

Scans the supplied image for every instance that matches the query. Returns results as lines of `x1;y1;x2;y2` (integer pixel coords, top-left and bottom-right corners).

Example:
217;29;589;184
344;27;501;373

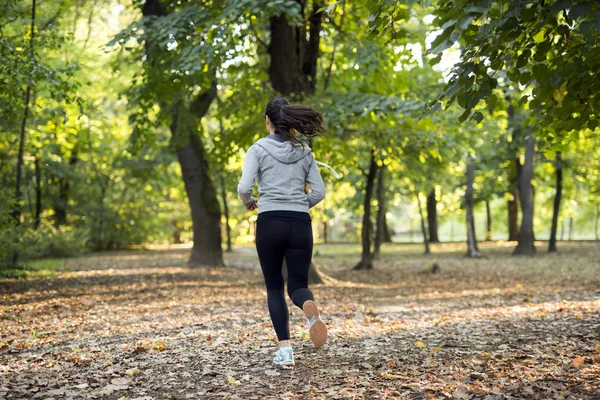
548;152;562;252
426;189;439;243
354;152;378;270
374;163;387;258
485;199;492;241
465;163;483;258
268;0;322;97
171;103;223;267
220;174;232;252
34;155;42;229
416;192;431;255
513;136;536;256
383;221;392;242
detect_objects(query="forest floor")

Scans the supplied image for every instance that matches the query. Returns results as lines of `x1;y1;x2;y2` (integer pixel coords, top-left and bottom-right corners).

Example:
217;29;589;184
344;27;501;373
1;241;599;400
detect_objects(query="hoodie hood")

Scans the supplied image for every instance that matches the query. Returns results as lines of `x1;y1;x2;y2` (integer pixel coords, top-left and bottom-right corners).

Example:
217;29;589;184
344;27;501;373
254;137;312;164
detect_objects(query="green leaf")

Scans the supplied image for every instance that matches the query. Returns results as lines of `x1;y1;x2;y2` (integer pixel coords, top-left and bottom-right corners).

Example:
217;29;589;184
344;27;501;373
486;94;498;108
588;119;599;131
458;109;471;122
569;4;591;20
470;111;484;124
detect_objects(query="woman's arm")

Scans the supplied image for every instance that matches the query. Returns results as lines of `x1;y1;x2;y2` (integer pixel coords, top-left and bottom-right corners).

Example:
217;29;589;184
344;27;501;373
237;146;259;208
306;156;326;208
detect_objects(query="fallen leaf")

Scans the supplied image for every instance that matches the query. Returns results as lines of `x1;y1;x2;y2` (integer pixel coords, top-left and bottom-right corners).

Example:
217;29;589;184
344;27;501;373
227;375;241;385
572;356;585;368
415;341;426;348
126;367;140;376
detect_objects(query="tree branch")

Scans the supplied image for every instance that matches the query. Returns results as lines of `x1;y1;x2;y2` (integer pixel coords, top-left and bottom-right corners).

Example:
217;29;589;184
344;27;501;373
249;18;268;50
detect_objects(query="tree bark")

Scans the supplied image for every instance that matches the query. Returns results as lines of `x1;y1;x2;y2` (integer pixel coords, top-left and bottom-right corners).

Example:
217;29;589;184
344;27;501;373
354;152;378;270
34;155;42;229
416;191;431;255
508;190;520;241
568;216;573;241
268;0;322;97
55;148;77;227
485;199;492;241
506;95;521;242
465;163;483;258
374;163;387;258
171;97;223;267
595;204;599;241
220;173;232;253
142;0;223;267
322;217;328;244
548;152;562;252
426;189;439;243
513;136;537;256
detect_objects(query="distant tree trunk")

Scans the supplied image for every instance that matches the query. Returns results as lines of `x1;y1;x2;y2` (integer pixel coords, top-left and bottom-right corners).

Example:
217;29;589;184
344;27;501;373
416;191;431;255
322;218;328;244
485;199;492;241
383;221;392;242
465;163;483;258
171;221;182;244
34;155;42;229
354;152;378;270
568;216;573;241
55;148;78;227
560;219;565;241
220;173;232;252
506;95;521;242
508;190;520;241
595;204;599;241
374;163;387;258
426;189;439;243
513;136;536;256
548;152;562;252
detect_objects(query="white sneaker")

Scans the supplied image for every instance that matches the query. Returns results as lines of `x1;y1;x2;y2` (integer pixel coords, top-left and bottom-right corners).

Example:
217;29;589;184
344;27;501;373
272;347;295;367
303;300;327;348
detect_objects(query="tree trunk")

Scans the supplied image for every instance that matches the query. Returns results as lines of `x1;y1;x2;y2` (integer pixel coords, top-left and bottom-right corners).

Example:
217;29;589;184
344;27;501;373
322;218;328;244
548;152;562;252
595;204;599;241
508;190;520;241
485;199;492;241
568;217;573;241
142;0;222;267
426;189;439;243
34;155;42;229
55;148;77;227
171;221;182;244
506;95;521;242
374;163;387;258
416;191;431;255
513;136;537;256
171;100;223;267
220;173;232;252
383;221;392;242
465;163;483;258
354;152;378;270
268;0;322;97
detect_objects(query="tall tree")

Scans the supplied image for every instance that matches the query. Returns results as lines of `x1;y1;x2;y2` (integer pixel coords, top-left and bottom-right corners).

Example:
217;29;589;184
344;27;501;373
465;162;482;258
416;191;431;255
548;152;563;252
374;163;387;258
354;152;378;270
513;136;537;256
426;188;439;243
138;0;223;266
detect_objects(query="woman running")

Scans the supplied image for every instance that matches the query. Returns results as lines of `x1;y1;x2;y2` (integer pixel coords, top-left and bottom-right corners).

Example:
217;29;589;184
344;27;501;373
237;97;328;367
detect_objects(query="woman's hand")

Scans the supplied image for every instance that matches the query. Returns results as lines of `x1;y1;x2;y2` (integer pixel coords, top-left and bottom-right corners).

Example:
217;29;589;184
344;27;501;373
246;198;258;211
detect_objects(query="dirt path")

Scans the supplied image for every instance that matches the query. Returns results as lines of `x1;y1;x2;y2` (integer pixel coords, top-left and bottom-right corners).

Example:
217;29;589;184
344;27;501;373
1;243;599;399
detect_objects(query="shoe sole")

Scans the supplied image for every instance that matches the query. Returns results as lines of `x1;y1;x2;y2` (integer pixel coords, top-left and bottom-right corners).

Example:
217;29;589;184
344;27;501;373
303;300;327;348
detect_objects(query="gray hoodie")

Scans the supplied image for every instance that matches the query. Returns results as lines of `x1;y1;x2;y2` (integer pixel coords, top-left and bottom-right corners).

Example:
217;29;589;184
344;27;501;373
237;135;326;214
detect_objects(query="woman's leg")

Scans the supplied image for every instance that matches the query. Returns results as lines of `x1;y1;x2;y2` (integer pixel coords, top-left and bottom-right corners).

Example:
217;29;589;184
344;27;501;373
285;222;314;308
256;220;291;341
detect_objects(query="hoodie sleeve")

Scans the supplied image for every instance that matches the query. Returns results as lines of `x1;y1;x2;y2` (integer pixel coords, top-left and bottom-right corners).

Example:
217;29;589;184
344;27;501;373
306;155;326;208
237;146;259;206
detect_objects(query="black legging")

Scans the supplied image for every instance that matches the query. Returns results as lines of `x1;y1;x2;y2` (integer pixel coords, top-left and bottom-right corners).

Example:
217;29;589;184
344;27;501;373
255;211;315;341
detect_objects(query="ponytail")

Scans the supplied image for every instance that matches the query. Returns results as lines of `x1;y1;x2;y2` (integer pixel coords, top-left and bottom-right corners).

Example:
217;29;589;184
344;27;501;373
265;97;325;146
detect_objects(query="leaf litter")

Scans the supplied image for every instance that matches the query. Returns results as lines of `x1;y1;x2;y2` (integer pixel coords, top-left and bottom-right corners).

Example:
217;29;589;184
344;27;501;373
1;242;599;399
